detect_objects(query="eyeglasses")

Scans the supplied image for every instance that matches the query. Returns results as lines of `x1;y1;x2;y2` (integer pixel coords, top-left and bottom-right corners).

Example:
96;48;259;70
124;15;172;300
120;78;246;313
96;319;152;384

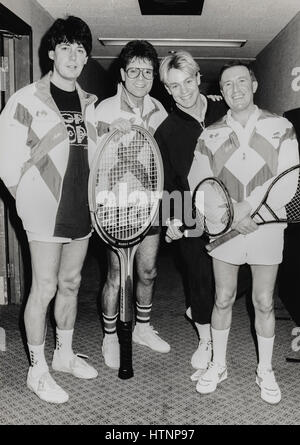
125;67;154;80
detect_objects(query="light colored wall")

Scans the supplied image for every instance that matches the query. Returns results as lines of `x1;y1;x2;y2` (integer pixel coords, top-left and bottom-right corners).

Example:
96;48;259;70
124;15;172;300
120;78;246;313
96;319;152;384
254;11;300;115
1;0;53;80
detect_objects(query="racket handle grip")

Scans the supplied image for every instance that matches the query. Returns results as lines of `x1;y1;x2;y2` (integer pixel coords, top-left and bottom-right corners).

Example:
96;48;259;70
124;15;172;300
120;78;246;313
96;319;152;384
206;229;240;252
118;320;134;380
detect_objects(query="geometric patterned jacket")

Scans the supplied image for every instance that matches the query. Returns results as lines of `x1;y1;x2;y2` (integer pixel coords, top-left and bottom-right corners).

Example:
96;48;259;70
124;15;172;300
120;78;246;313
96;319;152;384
0;72;98;235
188;106;299;217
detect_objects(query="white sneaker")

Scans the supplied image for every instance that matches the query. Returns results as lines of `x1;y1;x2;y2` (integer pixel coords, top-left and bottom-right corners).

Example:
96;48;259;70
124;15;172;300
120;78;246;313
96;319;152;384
102;335;120;369
191;366;209;382
256;367;281;404
191;339;212;370
196;361;227;394
52;350;98;379
133;324;170;353
27;367;69;404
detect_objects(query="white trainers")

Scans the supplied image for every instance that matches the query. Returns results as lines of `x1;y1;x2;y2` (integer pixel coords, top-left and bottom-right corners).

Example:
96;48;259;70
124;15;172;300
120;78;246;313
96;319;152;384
52;350;98;379
191;368;207;381
256;367;281;404
102;335;120;369
196;361;227;394
27;367;69;404
133;324;170;353
191;339;212;370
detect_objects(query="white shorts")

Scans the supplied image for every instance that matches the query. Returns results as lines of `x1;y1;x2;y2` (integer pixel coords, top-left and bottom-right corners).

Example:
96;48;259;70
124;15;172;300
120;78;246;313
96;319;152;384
208;224;285;265
26;231;92;243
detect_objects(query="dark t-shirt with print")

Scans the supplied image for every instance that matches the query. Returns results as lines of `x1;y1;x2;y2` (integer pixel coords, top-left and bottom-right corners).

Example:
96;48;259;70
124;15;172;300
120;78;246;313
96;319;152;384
50;82;91;238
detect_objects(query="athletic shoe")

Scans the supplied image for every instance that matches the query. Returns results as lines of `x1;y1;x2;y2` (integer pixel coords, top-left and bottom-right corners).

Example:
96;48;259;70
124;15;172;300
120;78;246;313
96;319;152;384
190;367;208;381
256;367;281;404
52;351;98;379
191;339;212;370
196;361;227;394
133;324;170;353
102;335;120;369
27;367;69;404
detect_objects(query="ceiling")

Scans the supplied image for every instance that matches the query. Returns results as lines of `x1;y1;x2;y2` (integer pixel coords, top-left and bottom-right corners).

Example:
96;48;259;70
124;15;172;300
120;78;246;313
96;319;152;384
35;0;300;82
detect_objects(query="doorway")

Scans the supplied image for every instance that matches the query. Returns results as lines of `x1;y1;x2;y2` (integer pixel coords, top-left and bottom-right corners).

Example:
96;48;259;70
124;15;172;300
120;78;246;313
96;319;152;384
0;4;33;305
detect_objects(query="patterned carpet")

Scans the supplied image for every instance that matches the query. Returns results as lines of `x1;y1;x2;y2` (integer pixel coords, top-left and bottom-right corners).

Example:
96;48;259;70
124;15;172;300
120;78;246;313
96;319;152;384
0;238;299;426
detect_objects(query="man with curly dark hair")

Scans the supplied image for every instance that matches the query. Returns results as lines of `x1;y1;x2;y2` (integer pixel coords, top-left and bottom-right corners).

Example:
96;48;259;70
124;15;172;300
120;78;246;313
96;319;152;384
0;16;98;404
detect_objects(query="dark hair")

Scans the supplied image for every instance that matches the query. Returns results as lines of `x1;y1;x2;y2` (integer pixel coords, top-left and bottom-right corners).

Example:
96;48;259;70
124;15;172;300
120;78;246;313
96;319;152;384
219;60;257;86
119;40;159;75
45;16;92;56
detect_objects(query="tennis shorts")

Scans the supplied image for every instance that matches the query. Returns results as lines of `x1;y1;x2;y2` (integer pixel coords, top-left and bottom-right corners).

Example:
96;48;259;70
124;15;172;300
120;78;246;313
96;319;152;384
26;231;92;243
208;224;286;265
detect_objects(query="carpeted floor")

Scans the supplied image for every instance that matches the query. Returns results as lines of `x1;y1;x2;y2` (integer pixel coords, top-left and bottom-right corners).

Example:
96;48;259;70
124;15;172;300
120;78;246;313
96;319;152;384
0;238;299;425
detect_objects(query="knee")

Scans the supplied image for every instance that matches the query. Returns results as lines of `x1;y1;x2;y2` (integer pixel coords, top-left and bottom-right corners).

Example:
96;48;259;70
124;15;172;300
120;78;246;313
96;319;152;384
215;288;236;312
58;272;82;296
138;265;157;286
104;267;120;294
30;277;58;305
253;294;274;315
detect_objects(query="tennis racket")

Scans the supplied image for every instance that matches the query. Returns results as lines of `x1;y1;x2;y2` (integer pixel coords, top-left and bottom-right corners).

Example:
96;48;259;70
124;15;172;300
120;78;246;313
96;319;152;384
206;164;300;252
165;177;234;241
88;125;163;379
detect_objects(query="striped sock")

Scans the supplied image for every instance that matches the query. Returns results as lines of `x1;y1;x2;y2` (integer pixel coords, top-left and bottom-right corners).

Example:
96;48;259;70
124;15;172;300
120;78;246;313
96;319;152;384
103;312;118;335
136;302;152;324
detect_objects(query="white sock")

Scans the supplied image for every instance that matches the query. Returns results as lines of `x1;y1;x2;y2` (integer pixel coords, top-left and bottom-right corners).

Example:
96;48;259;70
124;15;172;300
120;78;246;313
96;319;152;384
55;327;74;361
257;334;275;371
211;327;230;367
28;342;48;375
195;323;211;342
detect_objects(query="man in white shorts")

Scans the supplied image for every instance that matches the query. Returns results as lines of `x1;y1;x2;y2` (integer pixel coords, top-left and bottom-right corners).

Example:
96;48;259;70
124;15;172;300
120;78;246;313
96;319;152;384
0;16;99;404
187;61;299;404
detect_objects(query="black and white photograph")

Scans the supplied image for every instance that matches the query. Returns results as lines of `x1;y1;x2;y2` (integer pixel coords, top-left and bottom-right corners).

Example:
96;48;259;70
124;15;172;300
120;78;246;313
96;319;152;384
0;0;300;429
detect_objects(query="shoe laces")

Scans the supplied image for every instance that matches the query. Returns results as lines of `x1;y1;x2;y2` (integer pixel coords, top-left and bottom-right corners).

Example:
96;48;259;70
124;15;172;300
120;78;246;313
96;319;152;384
198;339;212;352
139;324;159;335
205;361;224;378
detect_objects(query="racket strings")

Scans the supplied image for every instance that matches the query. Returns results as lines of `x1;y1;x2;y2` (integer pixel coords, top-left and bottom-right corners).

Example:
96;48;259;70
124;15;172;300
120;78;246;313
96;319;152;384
285;174;300;220
195;180;232;236
95;129;159;241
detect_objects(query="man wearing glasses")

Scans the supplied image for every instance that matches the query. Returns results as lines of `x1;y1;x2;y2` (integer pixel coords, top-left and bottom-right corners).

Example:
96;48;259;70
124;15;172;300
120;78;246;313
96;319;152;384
96;40;169;370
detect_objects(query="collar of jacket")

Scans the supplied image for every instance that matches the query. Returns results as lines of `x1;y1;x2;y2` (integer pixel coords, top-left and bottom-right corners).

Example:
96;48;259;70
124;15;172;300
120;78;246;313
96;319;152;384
34;71;97;113
118;83;159;117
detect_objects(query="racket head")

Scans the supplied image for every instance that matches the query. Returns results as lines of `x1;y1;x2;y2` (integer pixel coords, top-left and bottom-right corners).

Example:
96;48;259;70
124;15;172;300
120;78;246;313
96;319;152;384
254;164;300;224
192;177;234;237
88;125;163;248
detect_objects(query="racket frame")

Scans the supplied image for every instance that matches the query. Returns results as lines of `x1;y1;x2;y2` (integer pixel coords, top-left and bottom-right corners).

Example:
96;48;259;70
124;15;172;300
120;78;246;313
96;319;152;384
206;164;300;252
88;125;164;379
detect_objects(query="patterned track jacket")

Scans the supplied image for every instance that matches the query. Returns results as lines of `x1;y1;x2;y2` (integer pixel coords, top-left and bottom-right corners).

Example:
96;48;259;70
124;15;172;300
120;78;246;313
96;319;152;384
0;72;98;235
188;106;299;221
95;83;167;137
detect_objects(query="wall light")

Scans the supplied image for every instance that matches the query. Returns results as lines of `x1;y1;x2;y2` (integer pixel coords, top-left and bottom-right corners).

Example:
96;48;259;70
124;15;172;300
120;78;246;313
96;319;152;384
98;38;247;48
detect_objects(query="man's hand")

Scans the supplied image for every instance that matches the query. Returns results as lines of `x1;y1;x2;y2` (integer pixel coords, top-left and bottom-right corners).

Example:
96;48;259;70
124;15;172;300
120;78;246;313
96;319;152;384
109;117;134;133
165;218;184;243
233;215;258;235
232;201;252;226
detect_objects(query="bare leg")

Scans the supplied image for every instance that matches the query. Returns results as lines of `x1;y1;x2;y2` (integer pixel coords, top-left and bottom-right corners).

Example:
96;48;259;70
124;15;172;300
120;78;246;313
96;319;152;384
135;233;160;307
251;264;278;338
211;258;239;330
24;241;62;345
54;238;89;329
